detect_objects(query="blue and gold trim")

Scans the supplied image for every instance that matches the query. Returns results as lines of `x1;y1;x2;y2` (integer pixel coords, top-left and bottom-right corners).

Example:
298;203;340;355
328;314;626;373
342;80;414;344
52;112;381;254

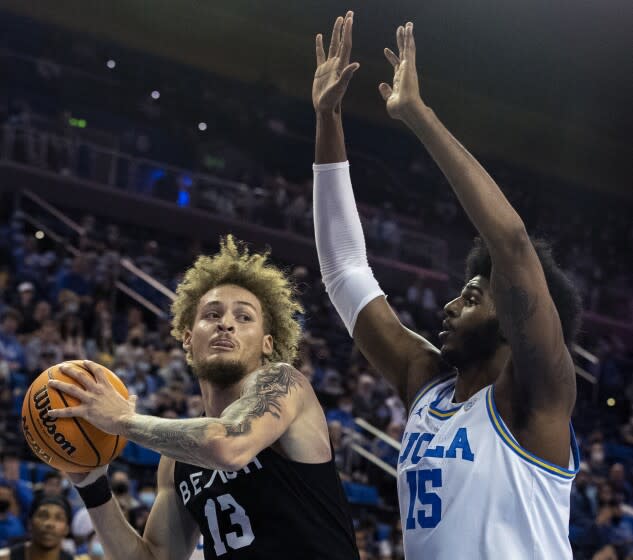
428;403;462;420
409;374;456;415
427;383;463;420
486;386;580;479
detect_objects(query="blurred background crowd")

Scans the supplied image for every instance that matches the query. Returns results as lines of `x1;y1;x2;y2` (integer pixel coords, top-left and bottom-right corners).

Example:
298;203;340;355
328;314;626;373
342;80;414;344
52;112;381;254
1;6;632;560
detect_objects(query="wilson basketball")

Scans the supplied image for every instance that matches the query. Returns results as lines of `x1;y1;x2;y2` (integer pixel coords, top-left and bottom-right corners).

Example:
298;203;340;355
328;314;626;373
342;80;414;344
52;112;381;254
21;360;129;473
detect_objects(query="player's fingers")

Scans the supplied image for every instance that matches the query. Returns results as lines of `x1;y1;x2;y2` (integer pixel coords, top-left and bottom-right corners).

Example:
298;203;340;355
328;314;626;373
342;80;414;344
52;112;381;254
328;16;344;59
384;48;400;68
47;405;85;419
338;12;354;67
378;82;393;101
128;394;138;411
396;25;405;59
48;379;89;401
337;62;360;89
59;363;95;389
83;360;110;385
405;22;416;63
316;34;326;66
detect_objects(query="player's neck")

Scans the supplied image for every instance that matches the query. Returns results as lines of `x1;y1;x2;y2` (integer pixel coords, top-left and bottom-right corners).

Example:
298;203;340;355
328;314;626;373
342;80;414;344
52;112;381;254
199;378;246;417
454;345;511;402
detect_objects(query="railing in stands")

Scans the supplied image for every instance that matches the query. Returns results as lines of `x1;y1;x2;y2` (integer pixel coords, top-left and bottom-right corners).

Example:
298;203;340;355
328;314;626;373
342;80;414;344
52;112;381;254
1;122;448;273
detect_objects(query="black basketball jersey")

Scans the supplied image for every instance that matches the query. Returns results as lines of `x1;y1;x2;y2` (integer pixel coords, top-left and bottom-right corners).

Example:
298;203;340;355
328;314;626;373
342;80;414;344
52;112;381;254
174;447;359;560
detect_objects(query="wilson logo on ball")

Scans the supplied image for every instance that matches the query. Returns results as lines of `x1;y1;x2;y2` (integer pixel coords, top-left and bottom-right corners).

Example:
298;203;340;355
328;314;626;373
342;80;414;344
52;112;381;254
32;385;77;456
22;416;53;464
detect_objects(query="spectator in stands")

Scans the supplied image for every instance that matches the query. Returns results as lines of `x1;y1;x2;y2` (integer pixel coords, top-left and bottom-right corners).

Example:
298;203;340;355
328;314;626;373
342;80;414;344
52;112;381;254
0;495;84;560
588;442;610;480
58;313;86;361
109;470;139;521
0;484;25;548
595;482;633;556
0;309;26;378
570;462;599;552
25;318;64;375
35;472;65;502
609;463;633;506
0;453;33;525
14;282;38;335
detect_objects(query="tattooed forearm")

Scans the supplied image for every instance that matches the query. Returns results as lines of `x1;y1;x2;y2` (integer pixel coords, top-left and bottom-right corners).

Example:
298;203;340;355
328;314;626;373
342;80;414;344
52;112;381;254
121;415;227;469
221;363;300;436
119;363;301;468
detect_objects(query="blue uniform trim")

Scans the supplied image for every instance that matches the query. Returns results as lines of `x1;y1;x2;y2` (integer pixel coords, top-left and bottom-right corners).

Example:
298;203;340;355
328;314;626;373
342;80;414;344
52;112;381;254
409;374;457;415
486;386;580;479
427;382;463;420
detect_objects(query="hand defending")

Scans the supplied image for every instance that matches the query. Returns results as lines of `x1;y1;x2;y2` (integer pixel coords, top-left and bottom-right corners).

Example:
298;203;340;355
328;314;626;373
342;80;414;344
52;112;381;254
312;11;360;114
379;22;424;121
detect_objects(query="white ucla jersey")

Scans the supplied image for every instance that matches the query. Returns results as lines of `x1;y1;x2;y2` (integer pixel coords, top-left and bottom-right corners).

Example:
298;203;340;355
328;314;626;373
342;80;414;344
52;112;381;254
397;374;579;559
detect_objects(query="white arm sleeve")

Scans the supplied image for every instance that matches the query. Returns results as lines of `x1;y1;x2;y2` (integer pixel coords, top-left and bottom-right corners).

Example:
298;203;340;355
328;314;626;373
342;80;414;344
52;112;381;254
313;161;384;336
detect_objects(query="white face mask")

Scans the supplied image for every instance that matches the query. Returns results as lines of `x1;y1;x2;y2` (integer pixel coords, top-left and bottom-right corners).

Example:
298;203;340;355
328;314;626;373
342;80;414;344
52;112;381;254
90;541;105;557
139;491;156;507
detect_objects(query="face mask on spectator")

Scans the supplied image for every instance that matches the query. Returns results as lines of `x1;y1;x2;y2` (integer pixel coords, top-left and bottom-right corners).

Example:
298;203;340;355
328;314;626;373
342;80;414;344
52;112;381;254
139;491;156;507
112;482;129;495
90;541;105;557
0;499;11;513
591;450;605;463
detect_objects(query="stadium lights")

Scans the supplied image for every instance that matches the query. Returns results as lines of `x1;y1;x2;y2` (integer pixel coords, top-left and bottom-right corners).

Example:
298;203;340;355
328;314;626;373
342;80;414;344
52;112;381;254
606;398;616;407
106;59;116;69
151;90;161;100
35;231;45;240
198;122;207;131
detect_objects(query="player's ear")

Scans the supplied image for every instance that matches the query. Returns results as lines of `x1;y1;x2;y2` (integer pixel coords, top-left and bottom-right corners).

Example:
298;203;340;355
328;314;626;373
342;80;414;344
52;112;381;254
262;334;273;358
182;329;192;354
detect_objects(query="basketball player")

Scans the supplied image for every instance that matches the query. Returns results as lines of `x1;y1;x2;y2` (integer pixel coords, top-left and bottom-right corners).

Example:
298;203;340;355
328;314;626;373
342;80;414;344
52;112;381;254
312;13;582;558
0;495;89;560
47;236;359;559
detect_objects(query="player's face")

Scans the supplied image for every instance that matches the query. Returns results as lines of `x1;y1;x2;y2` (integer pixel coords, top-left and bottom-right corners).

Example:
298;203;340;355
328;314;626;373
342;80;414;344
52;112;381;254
439;275;504;369
185;284;273;386
30;504;68;549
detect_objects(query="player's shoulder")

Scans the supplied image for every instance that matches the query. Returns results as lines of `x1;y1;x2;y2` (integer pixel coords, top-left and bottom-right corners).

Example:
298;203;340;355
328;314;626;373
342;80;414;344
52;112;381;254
253;362;309;390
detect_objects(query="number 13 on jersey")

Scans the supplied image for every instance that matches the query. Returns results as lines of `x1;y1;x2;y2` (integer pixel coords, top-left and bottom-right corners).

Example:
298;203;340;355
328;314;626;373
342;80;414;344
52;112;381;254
405;469;443;529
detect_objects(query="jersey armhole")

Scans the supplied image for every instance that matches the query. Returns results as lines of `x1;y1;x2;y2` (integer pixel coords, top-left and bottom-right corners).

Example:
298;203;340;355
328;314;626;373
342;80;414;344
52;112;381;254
486;386;580;479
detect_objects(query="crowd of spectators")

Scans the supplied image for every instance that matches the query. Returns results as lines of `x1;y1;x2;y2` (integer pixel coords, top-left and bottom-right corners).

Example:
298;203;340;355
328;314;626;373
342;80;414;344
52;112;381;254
1;10;632;560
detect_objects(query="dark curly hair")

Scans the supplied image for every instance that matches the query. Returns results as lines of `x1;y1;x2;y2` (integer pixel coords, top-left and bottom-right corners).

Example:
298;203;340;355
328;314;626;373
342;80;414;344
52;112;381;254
465;236;582;345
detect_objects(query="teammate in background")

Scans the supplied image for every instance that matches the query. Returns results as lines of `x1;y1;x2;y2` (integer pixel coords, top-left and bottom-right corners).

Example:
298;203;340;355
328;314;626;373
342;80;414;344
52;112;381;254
0;495;89;560
312;12;582;558
48;236;359;559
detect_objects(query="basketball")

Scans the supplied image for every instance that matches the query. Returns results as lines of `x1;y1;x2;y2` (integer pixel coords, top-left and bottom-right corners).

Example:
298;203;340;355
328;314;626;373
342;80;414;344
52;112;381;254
21;360;129;473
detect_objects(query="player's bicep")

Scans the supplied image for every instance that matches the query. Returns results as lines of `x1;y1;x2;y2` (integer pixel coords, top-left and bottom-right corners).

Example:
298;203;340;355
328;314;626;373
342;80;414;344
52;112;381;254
143;458;200;560
216;363;305;468
490;236;575;414
353;295;441;403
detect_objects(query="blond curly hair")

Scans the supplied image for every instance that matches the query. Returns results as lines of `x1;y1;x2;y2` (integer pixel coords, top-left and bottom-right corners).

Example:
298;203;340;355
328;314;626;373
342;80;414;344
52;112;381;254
171;235;303;365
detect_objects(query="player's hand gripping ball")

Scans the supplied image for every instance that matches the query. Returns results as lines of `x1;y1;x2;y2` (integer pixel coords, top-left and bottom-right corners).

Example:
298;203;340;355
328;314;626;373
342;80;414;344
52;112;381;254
21;360;128;473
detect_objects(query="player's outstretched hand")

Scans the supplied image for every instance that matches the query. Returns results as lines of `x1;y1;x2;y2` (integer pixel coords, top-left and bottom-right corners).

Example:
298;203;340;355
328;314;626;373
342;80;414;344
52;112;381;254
312;11;360;114
379;22;423;121
47;360;137;435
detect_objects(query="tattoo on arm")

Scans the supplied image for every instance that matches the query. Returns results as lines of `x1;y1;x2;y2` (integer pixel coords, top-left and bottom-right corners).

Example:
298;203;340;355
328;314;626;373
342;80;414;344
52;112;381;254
221;363;300;436
121;363;301;468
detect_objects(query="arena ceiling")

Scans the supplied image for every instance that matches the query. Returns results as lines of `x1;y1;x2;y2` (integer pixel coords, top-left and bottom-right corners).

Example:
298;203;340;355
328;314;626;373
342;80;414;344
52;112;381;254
3;0;632;196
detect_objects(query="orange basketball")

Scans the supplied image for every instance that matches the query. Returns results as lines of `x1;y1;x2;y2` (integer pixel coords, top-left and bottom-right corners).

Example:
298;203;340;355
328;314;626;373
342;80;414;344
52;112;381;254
21;360;128;473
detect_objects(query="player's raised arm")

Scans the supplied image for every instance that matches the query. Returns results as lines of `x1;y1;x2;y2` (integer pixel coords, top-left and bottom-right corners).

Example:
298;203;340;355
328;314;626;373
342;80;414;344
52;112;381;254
379;23;576;444
313;13;441;407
